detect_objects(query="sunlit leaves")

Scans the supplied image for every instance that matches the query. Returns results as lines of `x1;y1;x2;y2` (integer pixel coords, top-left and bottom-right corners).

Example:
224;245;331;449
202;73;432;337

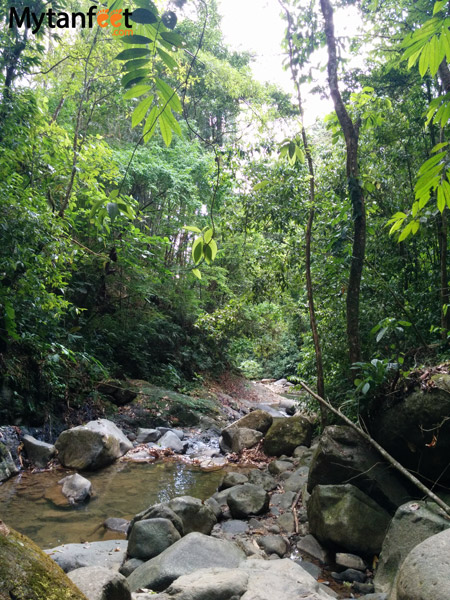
184;226;218;277
279;138;304;166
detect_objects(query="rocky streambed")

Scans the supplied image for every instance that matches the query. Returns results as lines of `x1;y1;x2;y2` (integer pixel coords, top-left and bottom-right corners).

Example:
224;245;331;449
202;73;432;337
2;377;450;600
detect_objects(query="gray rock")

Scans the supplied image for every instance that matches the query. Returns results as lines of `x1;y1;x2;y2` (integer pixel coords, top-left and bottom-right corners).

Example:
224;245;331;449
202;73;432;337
167;496;217;535
158;431;186;453
0;441;18;482
264;416;312;456
221;519;249;534
204;496;222;520
119;558;144;577
128;518;181;560
127;532;245;592
335;552;366;571
59;473;92;504
271;491;296;509
55;419;132;470
46;540;128;573
308;484;391;555
157;427;184;440
268;459;294;475
220;427;263;453
332;568;366;583
296;560;322;580
219;471;249;490
258;534;289;557
135;428;161;444
284;466;309;492
226;409;273;434
307;426;411;514
297;534;332;565
104;518;129;534
129;504;184;536
227;483;270;519
277;511;296;533
374;500;450;599
247;469;278;491
22;434;56;467
68;566;131;600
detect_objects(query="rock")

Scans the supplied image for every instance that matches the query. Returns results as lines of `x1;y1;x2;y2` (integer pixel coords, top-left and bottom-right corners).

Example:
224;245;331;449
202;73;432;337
227;483;270;519
167;496;217;535
129;504;184;536
59;473;92;504
157;431;186;454
219;471;249;490
335;552;366;571
0;524;88;599
0;441;18;482
374;500;450;599
227;409;273;434
55;420;133;470
127;519;181;560
157;428;184;440
307;426;412;514
263;416;312;456
258;534;289;557
68;566;131;600
104;518;129;534
277;511;296;533
268;459;294;475
97;380;137;406
46;540;128;573
296;560;322;580
135;428;161;444
126;532;245;592
22;434;56;467
220;519;249;534
307;484;391;555
370;376;450;485
271;490;296;509
297;535;332;564
204;497;222;520
220;427;263;453
396;528;450;600
119;558;143;578
247;469;278;491
283;466;309;492
332;568;366;583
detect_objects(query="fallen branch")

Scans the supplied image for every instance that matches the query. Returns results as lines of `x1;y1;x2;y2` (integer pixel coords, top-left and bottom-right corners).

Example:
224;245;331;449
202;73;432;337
299;381;450;517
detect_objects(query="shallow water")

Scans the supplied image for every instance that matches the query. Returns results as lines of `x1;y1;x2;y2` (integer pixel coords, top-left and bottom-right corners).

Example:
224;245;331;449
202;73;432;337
0;460;225;548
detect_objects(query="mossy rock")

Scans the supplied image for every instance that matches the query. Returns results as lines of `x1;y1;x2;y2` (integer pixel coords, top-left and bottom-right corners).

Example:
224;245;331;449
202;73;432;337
263;416;312;456
0;524;88;600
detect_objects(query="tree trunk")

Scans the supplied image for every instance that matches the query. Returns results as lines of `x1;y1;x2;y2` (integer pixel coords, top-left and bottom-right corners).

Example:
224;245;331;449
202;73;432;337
320;0;366;367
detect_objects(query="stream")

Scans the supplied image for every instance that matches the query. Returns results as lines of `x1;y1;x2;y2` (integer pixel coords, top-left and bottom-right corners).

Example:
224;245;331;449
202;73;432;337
0;460;225;548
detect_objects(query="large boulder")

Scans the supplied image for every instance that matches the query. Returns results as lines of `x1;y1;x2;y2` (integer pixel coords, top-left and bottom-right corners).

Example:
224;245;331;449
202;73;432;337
0;524;88;600
307;484;391;555
396;528;450;600
370;375;450;485
374;500;450;599
46;540;128;573
55;419;132;470
0;441;18;482
128;504;184;537
68;566;131;600
220;427;263;453
127;519;181;560
166;496;217;535
227;483;270;518
227;409;273;434
307;426;412;513
263;416;312;456
22;434;56;468
127;532;245;592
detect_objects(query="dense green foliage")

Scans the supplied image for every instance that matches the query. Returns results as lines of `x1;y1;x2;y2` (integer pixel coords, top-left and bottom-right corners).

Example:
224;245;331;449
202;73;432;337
1;0;450;425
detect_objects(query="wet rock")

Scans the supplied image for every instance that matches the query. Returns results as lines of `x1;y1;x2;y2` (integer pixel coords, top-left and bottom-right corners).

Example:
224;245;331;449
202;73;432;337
397;530;450;600
218;471;248;490
335;552;366;571
22;434;56;467
374;500;450;599
59;473;92;504
263;416;312;456
157;431;187;454
0;524;87;600
104;518;129;534
167;496;217;535
220;427;263;453
129;504;184;536
297;534;332;564
127;532;245;592
353;582;375;594
135;428;161;444
247;468;278;491
332;568;366;583
46;540;128;573
258;534;289;557
307;484;391;555
55;419;133;470
307;426;411;514
68;566;131;600
227;483;270;519
128;518;181;561
0;441;18;482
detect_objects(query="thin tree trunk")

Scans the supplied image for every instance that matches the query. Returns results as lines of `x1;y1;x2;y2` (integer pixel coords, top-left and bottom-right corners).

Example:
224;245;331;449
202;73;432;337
320;0;366;367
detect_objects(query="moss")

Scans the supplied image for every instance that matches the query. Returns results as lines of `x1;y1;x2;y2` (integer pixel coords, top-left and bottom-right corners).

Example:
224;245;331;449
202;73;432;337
0;526;88;600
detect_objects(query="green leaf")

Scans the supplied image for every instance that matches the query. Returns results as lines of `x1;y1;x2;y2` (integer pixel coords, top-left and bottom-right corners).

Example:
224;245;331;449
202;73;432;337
121;69;149;88
432;141;449;153
288;141;296;160
192;237;203;264
411;220;420;235
115;48;151;61
419;41;430;77
155;78;182;113
192;269;202;279
253;180;270;191
417;151;445;176
376;327;388;342
160;32;183;48
131;8;158;24
123;84;151;99
132;95;154;128
362;382;370;395
110;189;119;199
157;47;178;70
161;107;182;136
184;226;202;233
208;238;218;261
398;221;414;242
203;243;212;264
389;219;405;235
203;228;213;244
159;111;173;146
143;106;159;143
437;184;446;212
124;58;149;72
433;0;447;15
122;35;153;45
107;202;119;223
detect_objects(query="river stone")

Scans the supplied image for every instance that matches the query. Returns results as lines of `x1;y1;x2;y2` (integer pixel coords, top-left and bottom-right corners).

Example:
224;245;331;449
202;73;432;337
307;425;412;514
166;496;217;534
227;483;270;518
119;558;143;577
277;511;296;533
258;534;289;557
128;518;181;560
0;442;18;482
219;471;249;490
104;518;129;534
220;427;263;453
263;416;312;456
55;419;132;470
135;428;161;444
247;468;278;491
59;473;92;504
396;528;450;600
129;504;184;536
297;534;332;564
22;434;56;468
46;540;128;573
307;484;391;555
0;525;88;600
335;553;367;571
68;566;131;600
374;500;450;599
283;466;309;492
157;431;186;454
228;409;273;434
127;532;245;592
268;459;294;475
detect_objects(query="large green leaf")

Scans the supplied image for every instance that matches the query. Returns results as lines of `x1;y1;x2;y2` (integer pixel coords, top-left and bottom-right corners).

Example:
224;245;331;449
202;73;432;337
131;8;158;24
124;58;149;71
132;95;154;128
159;110;173;146
143;106;159;143
115;48;151;61
123;84;151;99
155;78;182;113
121;69;149;89
122;35;153;45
